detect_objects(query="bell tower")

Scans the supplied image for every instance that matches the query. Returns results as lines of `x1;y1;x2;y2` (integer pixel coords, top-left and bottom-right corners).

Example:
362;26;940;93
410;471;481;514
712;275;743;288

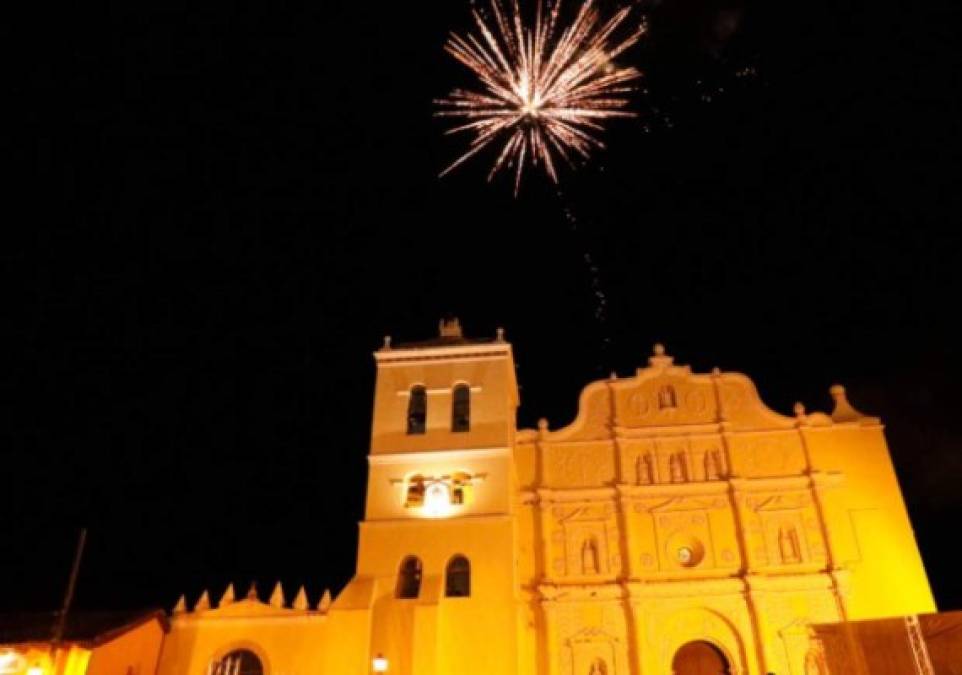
351;319;523;675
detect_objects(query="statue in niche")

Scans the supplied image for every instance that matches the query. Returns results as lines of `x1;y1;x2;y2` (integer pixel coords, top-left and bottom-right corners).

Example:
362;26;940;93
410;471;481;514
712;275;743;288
658;385;677;410
778;525;802;564
670;453;687;483
636;453;654;485
704;449;722;480
588;658;608;675
581;538;600;575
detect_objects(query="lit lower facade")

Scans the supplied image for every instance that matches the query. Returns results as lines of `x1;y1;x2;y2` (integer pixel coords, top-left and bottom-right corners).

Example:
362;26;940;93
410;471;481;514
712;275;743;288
7;320;935;675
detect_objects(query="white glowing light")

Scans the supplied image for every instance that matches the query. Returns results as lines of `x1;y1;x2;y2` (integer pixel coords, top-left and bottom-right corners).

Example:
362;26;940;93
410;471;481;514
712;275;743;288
0;653;21;675
423;481;452;518
372;654;389;672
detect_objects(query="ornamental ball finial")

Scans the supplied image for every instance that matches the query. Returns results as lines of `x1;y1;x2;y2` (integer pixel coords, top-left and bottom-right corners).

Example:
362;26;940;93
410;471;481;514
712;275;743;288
496;327;505;342
830;384;846;399
653;343;665;356
383;335;392;350
794;402;806;417
537;418;549;431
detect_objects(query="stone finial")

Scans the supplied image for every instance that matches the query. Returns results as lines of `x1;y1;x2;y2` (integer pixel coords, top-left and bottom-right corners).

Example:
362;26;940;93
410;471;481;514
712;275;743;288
712;367;721;376
318;588;332;613
609;371;618;380
246;580;258;601
496;327;505;342
537;418;549;435
171;594;187;614
793;402;806;419
439;316;463;338
648;343;674;368
219;583;235;607
194;590;211;611
270;581;285;608
829;384;866;422
293;585;309;611
382;335;392;350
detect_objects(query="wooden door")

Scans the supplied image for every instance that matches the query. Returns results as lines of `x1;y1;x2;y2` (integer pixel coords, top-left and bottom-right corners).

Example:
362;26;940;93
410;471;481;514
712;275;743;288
672;641;731;675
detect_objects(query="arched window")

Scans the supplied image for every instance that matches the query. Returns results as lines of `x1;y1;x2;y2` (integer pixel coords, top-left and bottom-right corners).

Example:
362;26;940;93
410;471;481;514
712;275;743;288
445;555;470;597
396;556;422;599
452;384;470;432
213;649;263;675
407;385;426;434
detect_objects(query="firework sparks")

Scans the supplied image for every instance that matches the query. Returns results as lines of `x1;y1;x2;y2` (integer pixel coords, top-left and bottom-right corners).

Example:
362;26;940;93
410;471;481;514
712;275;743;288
436;0;645;194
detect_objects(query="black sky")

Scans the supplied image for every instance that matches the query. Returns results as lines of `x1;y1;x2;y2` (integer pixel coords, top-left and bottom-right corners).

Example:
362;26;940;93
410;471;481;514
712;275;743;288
11;0;962;613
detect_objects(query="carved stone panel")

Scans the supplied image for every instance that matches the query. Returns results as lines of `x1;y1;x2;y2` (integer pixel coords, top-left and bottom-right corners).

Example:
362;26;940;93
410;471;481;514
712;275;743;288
728;433;807;478
738;490;827;571
544;502;622;580
544;442;617;488
550;604;631;675
614;377;717;428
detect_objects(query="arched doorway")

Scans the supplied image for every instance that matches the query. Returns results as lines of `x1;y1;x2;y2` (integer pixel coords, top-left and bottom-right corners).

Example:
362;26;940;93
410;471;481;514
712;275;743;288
672;641;731;675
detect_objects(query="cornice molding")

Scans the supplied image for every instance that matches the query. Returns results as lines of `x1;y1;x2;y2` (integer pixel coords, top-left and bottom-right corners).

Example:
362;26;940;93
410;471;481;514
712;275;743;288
616;481;730;498
729;475;813;492
368;446;510;465
375;344;512;364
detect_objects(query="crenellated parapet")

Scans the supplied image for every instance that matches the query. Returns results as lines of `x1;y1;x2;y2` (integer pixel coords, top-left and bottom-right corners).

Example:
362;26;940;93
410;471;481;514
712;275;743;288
169;581;333;617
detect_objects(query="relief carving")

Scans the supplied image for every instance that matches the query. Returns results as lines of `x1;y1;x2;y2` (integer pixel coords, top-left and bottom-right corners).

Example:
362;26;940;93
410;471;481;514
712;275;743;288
669;453;687;483
704;449;723;480
627;391;651;420
658;385;677;410
582;538;601;575
684;388;710;415
560;625;623;675
779;526;802;564
636;453;654;485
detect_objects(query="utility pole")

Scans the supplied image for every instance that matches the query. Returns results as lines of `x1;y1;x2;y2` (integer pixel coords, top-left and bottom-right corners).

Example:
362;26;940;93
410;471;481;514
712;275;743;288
51;528;87;658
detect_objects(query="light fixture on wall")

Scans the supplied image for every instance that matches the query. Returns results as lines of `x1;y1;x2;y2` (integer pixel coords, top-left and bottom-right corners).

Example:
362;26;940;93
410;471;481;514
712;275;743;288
0;652;26;675
423;481;452;518
372;653;389;672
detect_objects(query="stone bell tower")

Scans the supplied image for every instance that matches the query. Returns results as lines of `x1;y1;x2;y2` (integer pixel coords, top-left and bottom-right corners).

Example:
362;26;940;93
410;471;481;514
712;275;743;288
349;318;524;675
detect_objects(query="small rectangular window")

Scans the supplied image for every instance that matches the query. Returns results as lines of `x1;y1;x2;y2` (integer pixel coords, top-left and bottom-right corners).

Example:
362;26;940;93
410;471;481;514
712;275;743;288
452;385;470;432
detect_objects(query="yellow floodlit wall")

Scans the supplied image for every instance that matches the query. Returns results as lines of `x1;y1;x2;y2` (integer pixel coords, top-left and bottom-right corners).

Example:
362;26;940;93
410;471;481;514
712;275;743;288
153;325;934;675
0;646;89;675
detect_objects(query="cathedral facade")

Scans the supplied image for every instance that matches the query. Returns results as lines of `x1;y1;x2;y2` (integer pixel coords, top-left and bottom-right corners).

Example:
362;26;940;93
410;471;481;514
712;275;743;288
9;321;933;675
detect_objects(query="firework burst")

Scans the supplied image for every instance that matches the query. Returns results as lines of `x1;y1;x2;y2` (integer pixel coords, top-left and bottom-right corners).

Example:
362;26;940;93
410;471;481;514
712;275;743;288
436;0;645;194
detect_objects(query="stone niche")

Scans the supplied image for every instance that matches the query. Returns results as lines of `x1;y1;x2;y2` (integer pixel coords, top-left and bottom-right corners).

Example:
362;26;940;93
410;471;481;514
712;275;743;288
542;497;623;580
546;601;632;675
735;483;828;572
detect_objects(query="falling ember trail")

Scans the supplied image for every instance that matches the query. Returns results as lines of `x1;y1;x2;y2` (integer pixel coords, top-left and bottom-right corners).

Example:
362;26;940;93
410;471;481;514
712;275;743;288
436;0;645;194
557;187;612;375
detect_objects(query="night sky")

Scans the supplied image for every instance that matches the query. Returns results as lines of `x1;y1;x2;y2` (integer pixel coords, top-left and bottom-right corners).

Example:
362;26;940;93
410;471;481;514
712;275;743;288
12;0;962;614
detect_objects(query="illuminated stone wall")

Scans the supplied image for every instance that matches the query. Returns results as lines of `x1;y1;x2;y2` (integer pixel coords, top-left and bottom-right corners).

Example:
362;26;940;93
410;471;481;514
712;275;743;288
154;325;935;675
514;344;935;675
